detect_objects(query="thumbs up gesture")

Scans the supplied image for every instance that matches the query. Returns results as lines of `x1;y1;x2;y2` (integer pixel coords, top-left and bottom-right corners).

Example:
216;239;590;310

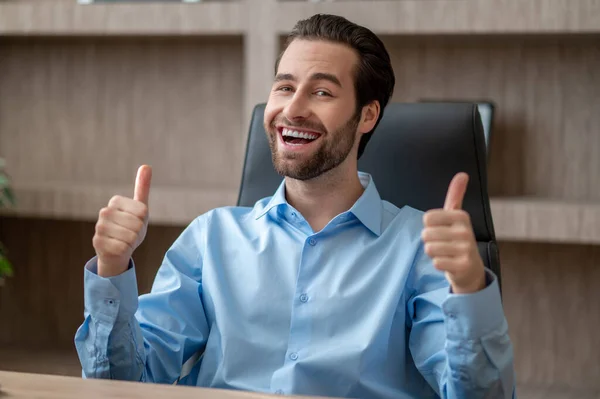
93;165;152;278
421;173;486;294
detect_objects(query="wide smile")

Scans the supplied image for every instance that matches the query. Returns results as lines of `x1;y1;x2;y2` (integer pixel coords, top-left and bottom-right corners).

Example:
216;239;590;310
277;126;323;151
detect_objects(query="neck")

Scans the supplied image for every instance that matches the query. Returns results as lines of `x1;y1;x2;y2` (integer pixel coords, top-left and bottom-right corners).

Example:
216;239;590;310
284;165;365;232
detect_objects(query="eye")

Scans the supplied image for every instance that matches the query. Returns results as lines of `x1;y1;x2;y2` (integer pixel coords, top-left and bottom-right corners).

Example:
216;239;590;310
315;90;332;97
275;85;293;92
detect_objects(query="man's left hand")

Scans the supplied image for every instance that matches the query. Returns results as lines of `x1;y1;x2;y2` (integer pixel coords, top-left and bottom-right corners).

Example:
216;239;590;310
421;172;486;294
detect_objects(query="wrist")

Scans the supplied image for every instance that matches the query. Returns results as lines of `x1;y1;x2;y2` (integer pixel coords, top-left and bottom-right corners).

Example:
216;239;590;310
97;257;129;278
450;268;486;294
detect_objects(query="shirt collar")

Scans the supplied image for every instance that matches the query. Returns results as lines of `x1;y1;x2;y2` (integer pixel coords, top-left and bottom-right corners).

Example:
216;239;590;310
254;179;288;220
254;172;383;236
348;172;382;236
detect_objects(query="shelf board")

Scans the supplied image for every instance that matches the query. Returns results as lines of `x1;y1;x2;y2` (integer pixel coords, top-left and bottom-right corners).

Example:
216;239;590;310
1;182;238;226
0;1;247;35
275;0;600;34
2;0;599;36
490;197;600;245
3;185;600;245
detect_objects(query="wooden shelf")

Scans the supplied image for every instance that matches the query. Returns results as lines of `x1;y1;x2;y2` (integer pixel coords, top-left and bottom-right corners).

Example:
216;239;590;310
3;186;600;244
490;198;600;245
275;0;600;34
0;1;247;35
2;0;600;36
1;182;238;226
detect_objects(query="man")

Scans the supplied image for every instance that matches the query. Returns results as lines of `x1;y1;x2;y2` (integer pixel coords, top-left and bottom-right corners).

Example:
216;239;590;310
75;14;515;399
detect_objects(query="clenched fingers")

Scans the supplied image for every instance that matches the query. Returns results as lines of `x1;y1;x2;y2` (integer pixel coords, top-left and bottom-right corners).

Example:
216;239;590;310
108;195;148;220
423;209;471;227
99;207;145;232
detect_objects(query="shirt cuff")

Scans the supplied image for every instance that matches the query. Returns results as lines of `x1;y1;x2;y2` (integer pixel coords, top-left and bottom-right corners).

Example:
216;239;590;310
84;256;139;323
441;269;505;340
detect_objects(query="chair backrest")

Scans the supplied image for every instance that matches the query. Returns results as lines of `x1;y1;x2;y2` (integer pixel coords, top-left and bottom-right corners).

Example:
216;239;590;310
237;102;501;290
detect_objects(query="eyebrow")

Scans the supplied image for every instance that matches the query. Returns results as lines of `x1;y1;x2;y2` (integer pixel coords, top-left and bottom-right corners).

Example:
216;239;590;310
274;72;342;88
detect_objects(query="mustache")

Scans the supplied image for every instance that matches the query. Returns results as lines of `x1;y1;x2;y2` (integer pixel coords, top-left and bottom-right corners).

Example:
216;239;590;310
270;116;326;134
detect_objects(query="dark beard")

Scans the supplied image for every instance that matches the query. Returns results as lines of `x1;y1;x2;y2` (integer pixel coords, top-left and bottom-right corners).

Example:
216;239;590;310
267;110;361;181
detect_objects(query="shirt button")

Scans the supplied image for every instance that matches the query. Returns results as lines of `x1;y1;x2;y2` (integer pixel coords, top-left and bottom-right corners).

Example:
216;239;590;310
308;238;317;246
448;313;457;320
299;293;308;303
291;212;297;218
289;352;298;361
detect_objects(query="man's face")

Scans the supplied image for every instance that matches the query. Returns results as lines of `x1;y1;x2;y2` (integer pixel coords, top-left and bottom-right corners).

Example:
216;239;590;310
264;39;363;181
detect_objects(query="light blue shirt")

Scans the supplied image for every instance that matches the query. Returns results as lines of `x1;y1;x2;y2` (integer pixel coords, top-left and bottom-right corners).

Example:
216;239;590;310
75;172;515;398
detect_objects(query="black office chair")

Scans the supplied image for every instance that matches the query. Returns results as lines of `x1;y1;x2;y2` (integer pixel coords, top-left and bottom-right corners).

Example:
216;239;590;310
237;103;501;291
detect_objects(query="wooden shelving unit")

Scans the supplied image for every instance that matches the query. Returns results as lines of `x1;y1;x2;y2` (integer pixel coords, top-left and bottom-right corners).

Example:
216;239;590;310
275;0;600;34
0;1;247;35
4;191;600;244
490;198;600;245
1;1;599;398
3;182;238;225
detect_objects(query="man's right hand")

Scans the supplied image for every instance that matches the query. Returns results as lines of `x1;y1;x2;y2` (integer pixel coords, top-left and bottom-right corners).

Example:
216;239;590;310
93;165;152;277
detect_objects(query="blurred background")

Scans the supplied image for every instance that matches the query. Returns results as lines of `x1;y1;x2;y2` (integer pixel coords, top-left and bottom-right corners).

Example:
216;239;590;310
0;1;599;398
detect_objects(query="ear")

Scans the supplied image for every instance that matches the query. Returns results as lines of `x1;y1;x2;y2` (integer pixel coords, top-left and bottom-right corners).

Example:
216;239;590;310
358;101;380;134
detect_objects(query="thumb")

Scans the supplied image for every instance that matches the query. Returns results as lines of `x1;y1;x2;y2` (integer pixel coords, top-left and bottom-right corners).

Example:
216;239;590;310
443;172;469;210
133;165;152;206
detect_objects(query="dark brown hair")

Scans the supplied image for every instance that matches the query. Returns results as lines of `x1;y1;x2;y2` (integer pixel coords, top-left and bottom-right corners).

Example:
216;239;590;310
276;14;395;159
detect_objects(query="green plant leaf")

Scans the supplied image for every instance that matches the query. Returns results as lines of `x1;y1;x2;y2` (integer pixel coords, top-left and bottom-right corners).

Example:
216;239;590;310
5;186;15;204
0;156;15;277
0;174;9;188
0;254;13;277
0;187;15;208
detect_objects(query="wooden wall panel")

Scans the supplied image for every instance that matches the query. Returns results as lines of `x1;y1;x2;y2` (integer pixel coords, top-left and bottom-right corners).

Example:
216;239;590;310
244;0;278;130
0;36;245;193
500;241;600;392
382;35;600;201
0;347;81;377
0;216;182;349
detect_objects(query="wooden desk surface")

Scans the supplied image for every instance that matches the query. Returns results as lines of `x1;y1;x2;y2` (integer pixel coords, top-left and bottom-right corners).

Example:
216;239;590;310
0;371;321;399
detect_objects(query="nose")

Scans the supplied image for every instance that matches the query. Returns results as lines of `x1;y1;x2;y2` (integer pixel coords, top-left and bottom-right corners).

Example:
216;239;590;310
283;92;311;121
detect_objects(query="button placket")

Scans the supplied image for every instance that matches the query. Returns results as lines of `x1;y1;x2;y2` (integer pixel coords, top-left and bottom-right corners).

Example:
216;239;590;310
270;231;321;391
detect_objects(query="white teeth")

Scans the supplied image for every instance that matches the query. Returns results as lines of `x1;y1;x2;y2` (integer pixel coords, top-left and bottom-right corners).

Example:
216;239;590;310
282;128;319;140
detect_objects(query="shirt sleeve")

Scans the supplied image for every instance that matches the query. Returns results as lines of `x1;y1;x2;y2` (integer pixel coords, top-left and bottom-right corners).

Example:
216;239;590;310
406;244;516;399
74;216;210;384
